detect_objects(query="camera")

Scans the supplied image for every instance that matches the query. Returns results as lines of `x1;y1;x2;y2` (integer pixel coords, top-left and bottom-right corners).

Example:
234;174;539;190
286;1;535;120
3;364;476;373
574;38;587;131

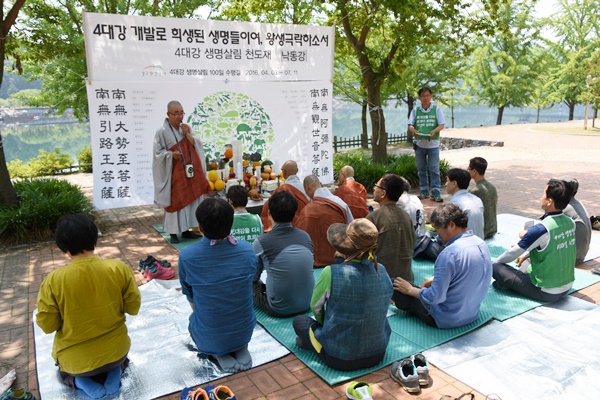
185;164;194;178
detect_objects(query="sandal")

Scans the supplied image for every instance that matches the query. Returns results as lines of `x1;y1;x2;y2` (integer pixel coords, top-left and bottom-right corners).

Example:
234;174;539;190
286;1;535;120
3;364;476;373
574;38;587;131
440;393;475;400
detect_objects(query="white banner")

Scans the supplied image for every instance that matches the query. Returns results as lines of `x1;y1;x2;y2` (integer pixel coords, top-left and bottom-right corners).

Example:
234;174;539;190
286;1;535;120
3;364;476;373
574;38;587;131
87;80;333;210
83;12;334;82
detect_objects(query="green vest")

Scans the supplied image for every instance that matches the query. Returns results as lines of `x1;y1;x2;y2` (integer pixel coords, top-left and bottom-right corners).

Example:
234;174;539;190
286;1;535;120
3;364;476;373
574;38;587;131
528;214;576;288
231;213;262;244
414;105;440;140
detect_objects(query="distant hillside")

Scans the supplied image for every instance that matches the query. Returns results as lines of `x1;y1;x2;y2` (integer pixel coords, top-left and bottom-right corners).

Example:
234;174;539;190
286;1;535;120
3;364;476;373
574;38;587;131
0;69;42;99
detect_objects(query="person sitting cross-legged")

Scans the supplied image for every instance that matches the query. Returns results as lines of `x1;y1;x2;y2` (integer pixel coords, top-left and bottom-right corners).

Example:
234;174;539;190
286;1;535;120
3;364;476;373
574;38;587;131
178;197;257;373
392;203;492;328
252;191;315;317
492;179;576;302
293;218;393;371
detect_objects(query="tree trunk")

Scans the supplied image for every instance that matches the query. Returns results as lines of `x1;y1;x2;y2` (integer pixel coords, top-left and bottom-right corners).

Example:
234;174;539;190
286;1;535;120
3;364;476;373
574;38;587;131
361;98;368;149
451;104;455;128
406;94;414;143
367;81;387;164
496;105;505;125
568;102;575;121
0;132;18;207
0;0;28;207
536;106;540;123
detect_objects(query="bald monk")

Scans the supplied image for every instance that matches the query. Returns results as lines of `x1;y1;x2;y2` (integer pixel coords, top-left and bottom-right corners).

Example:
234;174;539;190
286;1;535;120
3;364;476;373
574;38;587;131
297;175;352;267
334;165;369;219
260;160;310;232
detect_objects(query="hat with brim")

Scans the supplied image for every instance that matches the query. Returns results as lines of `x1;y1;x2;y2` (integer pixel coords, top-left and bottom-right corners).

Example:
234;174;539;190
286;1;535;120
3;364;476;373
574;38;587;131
327;218;379;262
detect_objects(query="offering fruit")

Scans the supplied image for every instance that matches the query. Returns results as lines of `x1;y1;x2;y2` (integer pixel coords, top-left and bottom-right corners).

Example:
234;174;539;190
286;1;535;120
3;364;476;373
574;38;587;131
261;172;270;181
214;179;225;191
224;148;233;159
249;176;257;188
263;166;272;174
208;170;219;182
248;189;262;201
208;181;215;190
270;172;276;180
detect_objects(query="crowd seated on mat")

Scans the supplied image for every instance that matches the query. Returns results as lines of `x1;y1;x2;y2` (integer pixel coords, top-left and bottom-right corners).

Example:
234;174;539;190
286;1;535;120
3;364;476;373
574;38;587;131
392;203;493;329
293;218;393;371
252;191;315;317
492;179;577;303
179;197;256;373
36;214;141;399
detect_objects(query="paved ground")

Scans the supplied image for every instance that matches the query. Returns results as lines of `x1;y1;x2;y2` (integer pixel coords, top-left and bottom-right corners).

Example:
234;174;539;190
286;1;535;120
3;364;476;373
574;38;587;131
1;120;600;399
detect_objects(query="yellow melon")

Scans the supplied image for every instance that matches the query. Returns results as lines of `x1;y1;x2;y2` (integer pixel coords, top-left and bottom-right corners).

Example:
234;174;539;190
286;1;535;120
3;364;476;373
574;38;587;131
208;170;219;182
208;181;215;190
214;179;225;191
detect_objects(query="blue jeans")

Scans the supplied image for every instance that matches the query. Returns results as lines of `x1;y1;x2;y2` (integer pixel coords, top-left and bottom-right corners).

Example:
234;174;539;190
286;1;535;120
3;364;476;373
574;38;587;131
415;145;441;192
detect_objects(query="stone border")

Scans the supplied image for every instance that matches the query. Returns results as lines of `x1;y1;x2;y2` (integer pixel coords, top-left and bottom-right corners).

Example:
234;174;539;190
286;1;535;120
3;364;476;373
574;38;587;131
440;137;504;150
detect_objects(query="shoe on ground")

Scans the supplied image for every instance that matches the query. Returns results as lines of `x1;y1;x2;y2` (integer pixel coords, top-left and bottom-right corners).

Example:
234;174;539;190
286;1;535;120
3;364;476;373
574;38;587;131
170;234;180;244
182;231;202;239
139;255;157;272
1;388;36;400
390;358;420;393
591;267;600;276
204;385;236;400
146;262;175;281
430;189;443;202
592;216;600;231
346;381;373;400
180;386;209;400
413;353;430;386
418;190;430;200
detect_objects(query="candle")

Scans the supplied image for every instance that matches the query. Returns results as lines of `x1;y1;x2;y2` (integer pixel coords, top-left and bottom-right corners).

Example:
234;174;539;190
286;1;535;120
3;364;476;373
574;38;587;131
236;162;242;179
272;161;278;177
255;166;261;178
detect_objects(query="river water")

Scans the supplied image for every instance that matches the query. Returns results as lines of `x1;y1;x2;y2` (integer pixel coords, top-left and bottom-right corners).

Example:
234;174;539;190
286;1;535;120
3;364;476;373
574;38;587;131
2;102;588;163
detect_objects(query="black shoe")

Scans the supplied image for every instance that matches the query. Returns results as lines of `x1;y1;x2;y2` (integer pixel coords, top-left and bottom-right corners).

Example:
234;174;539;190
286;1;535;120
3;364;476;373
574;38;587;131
170;234;180;244
138;255;157;271
181;231;201;239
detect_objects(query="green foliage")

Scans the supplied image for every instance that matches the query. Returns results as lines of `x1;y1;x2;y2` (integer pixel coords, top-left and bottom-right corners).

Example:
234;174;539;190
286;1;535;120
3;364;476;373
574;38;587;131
0;178;93;245
333;152;449;192
77;145;93;172
7;148;74;178
465;1;541;124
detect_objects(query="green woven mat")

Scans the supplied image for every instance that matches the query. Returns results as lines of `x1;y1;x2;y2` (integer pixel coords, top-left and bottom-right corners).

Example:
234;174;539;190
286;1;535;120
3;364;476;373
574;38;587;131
255;268;492;385
153;224;200;251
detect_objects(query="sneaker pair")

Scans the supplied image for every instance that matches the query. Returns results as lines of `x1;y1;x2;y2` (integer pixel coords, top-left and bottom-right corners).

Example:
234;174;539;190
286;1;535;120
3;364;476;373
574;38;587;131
346;381;373;399
390;353;430;393
418;190;430;200
180;385;235;400
430;189;443;202
139;255;157;272
144;261;175;281
1;388;35;400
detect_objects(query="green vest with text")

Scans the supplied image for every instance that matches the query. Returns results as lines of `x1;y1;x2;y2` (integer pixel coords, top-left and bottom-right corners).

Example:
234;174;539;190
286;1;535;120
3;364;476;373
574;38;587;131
528;214;576;288
415;105;440;140
231;214;262;244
